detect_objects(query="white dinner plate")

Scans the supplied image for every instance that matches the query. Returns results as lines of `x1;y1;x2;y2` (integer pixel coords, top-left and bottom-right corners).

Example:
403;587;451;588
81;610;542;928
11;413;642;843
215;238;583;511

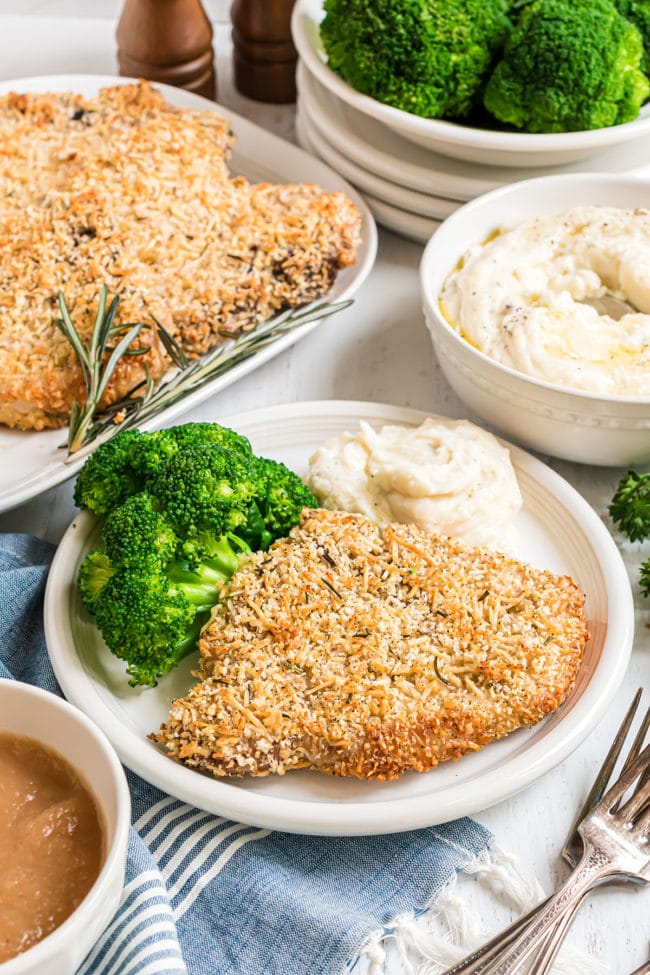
297;97;460;220
0;74;377;515
298;59;650;203
292;0;650;167
44;400;633;836
296;113;442;243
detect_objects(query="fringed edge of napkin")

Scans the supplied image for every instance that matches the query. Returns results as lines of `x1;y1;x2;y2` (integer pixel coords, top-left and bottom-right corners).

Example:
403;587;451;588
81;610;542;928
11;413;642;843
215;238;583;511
350;844;608;975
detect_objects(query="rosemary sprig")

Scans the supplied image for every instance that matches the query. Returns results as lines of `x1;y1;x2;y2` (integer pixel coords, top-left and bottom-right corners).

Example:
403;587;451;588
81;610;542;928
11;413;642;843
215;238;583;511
59;290;352;462
53;285;147;454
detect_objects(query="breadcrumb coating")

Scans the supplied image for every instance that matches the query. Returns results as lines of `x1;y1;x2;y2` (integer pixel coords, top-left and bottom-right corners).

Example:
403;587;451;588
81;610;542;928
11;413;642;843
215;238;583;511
0;82;361;430
152;509;588;781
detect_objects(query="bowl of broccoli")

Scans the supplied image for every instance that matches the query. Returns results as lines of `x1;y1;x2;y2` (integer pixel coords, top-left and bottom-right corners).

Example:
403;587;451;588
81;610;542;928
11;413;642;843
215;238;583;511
292;0;650;167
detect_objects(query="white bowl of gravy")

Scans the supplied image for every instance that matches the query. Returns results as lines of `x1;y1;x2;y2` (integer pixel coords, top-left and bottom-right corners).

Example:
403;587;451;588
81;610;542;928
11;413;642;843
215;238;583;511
0;678;131;974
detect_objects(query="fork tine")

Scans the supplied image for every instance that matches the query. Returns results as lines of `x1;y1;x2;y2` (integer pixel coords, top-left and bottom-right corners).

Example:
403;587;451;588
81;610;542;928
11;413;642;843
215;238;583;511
621;707;650;775
596;742;650;815
616;708;650;823
622;778;650;826
562;689;643;860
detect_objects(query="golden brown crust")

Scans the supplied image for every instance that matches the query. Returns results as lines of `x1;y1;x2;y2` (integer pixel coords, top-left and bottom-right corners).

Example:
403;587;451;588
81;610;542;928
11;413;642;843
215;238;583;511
0;82;361;430
152;509;588;781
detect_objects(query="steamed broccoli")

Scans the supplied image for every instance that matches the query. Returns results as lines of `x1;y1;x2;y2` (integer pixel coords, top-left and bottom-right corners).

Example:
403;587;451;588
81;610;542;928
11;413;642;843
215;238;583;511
614;1;650;75
320;0;512;119
74;421;252;516
73;429;146;517
483;0;650;132
252;457;321;545
102;493;179;567
75;422;317;685
149;444;262;541
80;493;249;686
92;568;201;686
77;551;114;616
134;422;253;481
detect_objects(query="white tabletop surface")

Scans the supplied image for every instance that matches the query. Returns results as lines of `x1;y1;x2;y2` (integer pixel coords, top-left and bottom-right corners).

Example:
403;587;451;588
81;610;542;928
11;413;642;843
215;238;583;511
0;4;648;973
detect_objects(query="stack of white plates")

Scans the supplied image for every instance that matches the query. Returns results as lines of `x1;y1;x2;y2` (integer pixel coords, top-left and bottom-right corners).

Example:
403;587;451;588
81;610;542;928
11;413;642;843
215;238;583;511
292;1;650;243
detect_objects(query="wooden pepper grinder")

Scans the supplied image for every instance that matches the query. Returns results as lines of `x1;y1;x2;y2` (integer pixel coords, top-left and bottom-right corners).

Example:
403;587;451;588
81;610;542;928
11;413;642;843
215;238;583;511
116;0;216;101
231;0;298;103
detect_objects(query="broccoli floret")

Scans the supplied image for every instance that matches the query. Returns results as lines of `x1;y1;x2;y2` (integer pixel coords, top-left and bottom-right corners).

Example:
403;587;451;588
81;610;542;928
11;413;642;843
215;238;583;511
614;1;650;75
80;540;247;687
80;499;251;685
484;0;650;132
149;444;262;539
132;422;253;481
320;0;512;119
245;457;318;549
78;551;114;615
74;429;146;515
102;493;179;567
75;423;316;685
92;566;200;686
167;422;252;455
74;422;253;517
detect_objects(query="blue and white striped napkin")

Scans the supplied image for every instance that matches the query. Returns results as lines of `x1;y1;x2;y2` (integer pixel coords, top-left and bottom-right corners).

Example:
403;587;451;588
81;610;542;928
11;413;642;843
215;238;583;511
0;533;496;975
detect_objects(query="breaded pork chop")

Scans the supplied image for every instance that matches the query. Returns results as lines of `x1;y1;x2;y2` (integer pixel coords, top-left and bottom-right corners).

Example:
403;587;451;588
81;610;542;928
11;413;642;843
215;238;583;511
0;82;361;431
153;509;588;780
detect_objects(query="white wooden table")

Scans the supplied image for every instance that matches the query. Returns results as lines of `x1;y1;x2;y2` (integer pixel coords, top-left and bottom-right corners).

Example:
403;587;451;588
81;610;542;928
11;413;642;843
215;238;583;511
0;5;647;972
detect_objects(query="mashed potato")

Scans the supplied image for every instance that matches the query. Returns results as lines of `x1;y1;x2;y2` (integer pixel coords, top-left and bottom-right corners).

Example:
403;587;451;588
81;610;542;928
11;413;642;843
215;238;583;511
306;417;522;550
439;205;650;395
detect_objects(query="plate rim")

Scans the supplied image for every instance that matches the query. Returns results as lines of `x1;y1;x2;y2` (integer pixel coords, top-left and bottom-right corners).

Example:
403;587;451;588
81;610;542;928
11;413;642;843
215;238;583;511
296;60;500;201
0;73;377;515
44;399;634;835
297;98;459;219
295;113;440;243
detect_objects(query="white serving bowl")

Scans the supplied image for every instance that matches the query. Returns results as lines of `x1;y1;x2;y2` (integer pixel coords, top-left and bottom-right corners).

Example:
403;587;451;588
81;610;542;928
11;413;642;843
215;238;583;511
420;173;650;467
293;0;650;168
0;679;131;975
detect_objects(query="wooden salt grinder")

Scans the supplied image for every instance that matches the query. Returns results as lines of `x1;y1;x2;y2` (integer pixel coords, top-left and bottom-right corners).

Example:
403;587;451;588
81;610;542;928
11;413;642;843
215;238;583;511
231;0;298;103
116;0;216;100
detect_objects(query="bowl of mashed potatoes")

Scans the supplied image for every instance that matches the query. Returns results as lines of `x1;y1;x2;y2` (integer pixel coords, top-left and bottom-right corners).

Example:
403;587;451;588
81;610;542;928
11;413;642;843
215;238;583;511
0;679;130;975
420;173;650;466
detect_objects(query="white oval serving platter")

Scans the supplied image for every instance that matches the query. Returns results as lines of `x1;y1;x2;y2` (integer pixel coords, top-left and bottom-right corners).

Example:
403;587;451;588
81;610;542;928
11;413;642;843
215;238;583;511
0;74;377;514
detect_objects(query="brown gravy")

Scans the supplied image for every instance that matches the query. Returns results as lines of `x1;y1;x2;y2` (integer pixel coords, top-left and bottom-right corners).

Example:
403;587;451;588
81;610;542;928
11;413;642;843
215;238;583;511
0;732;105;962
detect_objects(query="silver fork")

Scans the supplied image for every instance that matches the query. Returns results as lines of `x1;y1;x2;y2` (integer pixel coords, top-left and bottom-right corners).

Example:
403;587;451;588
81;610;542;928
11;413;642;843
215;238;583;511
527;697;650;975
441;690;649;975
478;740;650;974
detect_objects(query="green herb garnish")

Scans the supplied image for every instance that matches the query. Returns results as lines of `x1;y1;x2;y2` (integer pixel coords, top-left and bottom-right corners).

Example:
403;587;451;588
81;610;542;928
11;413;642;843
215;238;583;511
609;470;650;543
56;287;352;459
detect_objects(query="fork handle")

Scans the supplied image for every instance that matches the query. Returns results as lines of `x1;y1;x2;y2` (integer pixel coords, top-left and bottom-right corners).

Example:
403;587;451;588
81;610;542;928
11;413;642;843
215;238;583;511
482;846;615;975
439;889;588;975
440;896;553;974
526;894;585;975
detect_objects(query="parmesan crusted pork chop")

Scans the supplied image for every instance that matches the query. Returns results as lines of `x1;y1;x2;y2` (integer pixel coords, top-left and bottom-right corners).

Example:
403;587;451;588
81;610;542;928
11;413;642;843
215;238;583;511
153;509;588;781
0;82;361;431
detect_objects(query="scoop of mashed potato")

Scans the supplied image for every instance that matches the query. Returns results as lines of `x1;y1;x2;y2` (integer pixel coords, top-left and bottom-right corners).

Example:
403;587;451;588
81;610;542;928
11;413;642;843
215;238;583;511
306;418;522;551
